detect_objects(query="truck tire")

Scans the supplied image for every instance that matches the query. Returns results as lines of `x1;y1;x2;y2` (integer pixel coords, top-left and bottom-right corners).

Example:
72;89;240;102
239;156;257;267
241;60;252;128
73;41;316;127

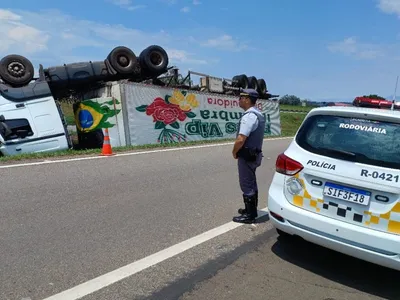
107;46;138;74
139;45;169;75
248;76;259;91
232;74;249;89
257;78;267;95
77;129;104;150
73;102;104;150
0;54;34;87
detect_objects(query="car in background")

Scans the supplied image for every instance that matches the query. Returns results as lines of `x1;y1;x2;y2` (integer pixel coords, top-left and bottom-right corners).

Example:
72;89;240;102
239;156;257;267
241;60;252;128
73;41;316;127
268;105;400;271
353;96;400;110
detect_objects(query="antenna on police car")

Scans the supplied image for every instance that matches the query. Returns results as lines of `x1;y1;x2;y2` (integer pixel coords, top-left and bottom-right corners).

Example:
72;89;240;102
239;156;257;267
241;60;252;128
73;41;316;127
391;75;399;111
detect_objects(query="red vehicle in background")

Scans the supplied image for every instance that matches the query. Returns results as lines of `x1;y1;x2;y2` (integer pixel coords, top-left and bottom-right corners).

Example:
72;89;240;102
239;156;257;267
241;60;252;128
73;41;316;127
353;96;399;110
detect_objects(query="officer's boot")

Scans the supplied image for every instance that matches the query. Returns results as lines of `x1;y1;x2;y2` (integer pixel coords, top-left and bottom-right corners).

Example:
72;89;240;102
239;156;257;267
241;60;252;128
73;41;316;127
238;190;258;215
233;195;258;224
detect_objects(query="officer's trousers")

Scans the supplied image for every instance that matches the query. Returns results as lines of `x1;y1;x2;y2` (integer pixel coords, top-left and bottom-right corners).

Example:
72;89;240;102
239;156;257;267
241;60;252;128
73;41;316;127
238;153;263;196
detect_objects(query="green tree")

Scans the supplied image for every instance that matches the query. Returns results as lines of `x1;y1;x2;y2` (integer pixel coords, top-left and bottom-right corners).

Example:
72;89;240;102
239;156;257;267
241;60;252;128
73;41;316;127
279;94;301;105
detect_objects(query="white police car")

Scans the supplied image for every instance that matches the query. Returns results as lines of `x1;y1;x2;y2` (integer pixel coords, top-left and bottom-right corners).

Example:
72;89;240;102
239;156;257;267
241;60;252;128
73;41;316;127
268;105;400;271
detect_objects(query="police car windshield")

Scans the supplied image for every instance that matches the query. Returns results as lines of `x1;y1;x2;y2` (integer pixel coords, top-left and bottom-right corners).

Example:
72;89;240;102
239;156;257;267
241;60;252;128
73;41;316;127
296;114;400;169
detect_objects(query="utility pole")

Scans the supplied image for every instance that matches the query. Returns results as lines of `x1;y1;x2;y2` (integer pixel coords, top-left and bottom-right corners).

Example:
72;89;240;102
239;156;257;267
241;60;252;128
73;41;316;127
391;75;399;111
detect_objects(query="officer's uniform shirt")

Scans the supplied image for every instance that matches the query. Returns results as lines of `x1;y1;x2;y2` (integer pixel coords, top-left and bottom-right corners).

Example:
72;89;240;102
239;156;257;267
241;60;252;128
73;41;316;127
239;107;261;137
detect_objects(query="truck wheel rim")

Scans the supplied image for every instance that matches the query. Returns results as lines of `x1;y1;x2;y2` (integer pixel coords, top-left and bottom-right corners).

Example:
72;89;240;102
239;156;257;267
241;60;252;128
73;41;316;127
150;51;163;66
117;55;129;67
8;62;25;77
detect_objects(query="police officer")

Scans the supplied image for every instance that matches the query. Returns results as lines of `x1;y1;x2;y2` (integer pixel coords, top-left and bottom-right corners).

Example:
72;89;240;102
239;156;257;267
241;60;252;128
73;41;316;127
232;88;266;224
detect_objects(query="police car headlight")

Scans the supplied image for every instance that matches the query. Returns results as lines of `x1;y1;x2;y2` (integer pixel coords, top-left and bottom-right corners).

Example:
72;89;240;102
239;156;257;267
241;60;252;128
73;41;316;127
286;177;303;195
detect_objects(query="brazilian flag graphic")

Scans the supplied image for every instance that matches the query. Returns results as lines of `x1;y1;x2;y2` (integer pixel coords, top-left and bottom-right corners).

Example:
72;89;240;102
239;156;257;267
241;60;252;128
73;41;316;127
74;99;121;133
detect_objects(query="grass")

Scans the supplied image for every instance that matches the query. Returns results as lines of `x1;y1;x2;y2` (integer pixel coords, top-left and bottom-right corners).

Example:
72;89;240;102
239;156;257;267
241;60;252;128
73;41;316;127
280;112;307;136
65;116;75;126
59;102;76;125
60;102;75;125
0;109;306;163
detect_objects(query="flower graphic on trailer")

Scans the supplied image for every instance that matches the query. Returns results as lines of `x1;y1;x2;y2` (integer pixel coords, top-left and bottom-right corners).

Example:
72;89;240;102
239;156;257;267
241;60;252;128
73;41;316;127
135;90;198;144
169;89;199;111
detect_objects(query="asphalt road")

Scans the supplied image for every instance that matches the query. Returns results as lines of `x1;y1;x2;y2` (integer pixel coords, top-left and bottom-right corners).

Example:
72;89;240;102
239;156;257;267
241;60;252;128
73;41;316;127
180;232;400;300
1;137;399;300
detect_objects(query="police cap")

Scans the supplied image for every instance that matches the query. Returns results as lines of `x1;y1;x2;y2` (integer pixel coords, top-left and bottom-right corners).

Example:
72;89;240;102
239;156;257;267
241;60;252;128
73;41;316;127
240;88;259;99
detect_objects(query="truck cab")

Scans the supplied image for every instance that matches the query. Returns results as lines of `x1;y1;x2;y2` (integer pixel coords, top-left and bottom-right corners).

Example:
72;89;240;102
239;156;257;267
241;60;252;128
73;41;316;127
0;80;71;156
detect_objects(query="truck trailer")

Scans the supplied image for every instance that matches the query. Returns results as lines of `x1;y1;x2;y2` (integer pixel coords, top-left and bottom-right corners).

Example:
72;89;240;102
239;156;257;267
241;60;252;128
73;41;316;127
0;45;278;156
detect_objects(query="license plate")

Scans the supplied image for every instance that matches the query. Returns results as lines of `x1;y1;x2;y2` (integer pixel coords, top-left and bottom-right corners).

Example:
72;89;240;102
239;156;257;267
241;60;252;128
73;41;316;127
323;182;371;206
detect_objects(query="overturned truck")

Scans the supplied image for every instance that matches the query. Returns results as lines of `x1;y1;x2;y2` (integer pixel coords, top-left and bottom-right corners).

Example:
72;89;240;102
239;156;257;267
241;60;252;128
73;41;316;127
0;45;279;156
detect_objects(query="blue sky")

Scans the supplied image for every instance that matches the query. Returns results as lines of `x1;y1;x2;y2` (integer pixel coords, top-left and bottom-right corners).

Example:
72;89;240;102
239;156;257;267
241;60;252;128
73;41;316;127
1;0;400;102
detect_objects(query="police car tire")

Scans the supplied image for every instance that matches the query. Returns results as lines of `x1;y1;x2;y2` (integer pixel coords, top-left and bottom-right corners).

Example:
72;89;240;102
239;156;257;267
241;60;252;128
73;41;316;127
77;129;104;150
139;45;169;75
0;54;34;87
107;46;139;75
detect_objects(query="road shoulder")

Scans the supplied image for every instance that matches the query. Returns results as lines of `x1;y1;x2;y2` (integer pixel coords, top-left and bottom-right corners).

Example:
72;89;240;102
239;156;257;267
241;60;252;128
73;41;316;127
79;215;274;300
179;234;399;300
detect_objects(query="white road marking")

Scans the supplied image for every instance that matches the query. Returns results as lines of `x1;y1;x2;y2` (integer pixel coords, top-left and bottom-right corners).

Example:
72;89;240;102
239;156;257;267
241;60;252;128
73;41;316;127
0;137;292;169
41;208;270;300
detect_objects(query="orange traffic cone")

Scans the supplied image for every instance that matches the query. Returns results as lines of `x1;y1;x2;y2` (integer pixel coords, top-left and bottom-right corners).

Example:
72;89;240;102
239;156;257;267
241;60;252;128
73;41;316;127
100;128;114;156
